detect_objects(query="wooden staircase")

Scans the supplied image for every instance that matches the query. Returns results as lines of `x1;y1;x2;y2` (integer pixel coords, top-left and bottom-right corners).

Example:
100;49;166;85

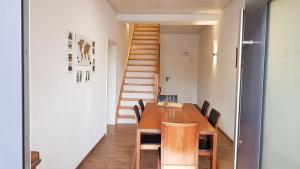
116;24;160;124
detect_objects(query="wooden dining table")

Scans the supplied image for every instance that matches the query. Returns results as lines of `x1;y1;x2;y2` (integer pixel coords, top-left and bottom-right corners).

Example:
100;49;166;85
135;103;218;169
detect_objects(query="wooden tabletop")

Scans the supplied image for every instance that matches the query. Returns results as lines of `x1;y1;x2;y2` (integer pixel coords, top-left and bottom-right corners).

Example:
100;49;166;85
138;103;217;135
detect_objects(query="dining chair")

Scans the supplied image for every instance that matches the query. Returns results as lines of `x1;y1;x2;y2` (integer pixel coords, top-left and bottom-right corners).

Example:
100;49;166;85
133;105;141;122
201;100;210;117
138;99;145;112
133;105;161;150
158;122;199;169
31;151;41;169
198;108;221;168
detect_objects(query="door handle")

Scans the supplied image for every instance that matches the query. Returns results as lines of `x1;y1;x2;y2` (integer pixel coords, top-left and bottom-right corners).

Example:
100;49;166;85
243;40;262;47
166;76;171;82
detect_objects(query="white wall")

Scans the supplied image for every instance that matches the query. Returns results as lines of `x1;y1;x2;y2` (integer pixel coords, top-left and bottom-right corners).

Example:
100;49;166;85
197;0;244;139
30;0;128;168
0;0;23;168
160;34;199;103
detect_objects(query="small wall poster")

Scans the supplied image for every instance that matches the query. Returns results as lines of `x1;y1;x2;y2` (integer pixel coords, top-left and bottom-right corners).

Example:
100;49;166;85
85;71;91;82
67;32;96;84
76;34;93;66
92;58;96;72
66;31;74;72
75;70;82;83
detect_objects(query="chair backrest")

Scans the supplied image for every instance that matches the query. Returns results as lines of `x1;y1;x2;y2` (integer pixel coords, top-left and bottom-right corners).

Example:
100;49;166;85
158;95;178;103
138;99;145;112
133;105;141;122
208;109;221;128
201;100;210;117
161;122;199;169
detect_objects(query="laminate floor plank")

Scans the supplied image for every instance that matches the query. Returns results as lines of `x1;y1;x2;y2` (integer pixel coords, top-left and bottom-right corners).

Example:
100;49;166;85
78;125;233;169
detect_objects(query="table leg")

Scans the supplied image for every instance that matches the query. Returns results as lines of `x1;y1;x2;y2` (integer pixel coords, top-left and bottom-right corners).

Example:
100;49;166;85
211;133;218;169
136;130;141;169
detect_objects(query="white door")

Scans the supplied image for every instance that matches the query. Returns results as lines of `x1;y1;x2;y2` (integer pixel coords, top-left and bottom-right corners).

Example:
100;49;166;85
160;34;198;103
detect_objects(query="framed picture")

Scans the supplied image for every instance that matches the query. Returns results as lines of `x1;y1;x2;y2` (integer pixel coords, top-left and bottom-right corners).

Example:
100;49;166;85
92;41;95;55
66;52;73;72
85;71;91;82
92;58;96;72
76;34;93;66
67;31;74;72
75;70;82;83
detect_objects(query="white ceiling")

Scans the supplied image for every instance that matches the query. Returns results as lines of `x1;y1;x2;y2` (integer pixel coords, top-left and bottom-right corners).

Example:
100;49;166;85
160;25;205;34
107;0;231;14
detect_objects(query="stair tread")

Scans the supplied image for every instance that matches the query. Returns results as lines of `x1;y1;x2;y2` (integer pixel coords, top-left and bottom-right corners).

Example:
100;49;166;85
124;83;155;86
131;40;159;45
128;64;156;66
125;76;155;79
126;70;156;73
117;114;136;119
132;38;159;40
131;43;159;45
133;34;158;36
121;98;155;101
134;29;158;32
131;48;158;50
129;58;158;61
123;90;155;94
119;106;134;110
135;25;159;28
130;53;158;55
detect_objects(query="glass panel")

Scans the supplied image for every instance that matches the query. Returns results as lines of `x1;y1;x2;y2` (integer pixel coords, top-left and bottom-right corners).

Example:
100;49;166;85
261;0;300;168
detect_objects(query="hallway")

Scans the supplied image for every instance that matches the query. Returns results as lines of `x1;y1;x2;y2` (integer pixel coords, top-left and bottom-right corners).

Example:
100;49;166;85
78;125;233;169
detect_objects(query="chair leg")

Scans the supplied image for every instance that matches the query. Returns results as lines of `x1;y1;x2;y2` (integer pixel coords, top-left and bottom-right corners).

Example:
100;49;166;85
131;145;137;169
157;155;161;169
157;149;161;169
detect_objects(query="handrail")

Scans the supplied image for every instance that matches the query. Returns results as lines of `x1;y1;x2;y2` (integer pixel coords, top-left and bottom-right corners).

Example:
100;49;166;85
115;24;135;123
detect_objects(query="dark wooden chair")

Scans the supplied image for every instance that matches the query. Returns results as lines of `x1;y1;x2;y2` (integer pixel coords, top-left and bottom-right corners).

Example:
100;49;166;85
138;99;145;112
133;105;141;122
133;105;161;150
158;122;199;169
198;109;221;168
201;100;210;117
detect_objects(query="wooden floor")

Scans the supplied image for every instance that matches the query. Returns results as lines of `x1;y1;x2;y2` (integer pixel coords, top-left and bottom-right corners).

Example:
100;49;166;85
78;125;233;169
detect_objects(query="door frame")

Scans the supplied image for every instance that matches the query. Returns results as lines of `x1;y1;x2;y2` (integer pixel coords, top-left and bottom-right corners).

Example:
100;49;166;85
105;38;117;130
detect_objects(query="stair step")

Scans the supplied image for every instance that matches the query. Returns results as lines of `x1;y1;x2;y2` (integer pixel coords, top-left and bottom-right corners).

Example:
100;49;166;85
133;36;159;39
132;38;159;40
133;33;159;36
123;90;155;94
135;27;158;30
121;98;155;102
117;114;136;119
131;48;158;50
124;83;155;86
131;43;159;45
118;106;133;110
127;64;156;67
129;58;157;61
130;53;158;55
126;70;156;73
135;25;159;28
134;29;158;32
125;76;155;79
